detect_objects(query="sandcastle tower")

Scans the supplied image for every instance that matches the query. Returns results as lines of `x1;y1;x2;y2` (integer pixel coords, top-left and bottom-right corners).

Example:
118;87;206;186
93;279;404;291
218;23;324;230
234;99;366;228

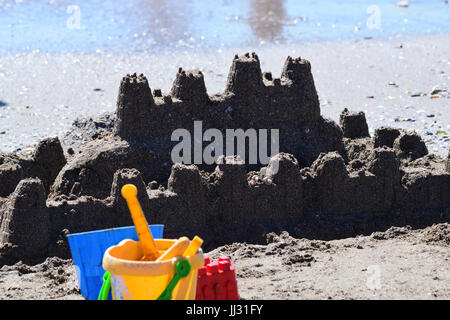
280;56;320;122
113;73;154;141
170;68;209;104
225;52;264;97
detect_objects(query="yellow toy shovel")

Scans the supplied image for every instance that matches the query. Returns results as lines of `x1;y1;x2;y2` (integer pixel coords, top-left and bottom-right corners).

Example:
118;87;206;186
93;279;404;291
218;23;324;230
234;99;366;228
156;237;190;262
183;236;203;257
155;235;204;262
121;184;159;261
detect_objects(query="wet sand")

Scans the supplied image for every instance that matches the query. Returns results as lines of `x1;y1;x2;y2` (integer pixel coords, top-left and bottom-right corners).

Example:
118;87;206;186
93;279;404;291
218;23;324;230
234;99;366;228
1;34;449;156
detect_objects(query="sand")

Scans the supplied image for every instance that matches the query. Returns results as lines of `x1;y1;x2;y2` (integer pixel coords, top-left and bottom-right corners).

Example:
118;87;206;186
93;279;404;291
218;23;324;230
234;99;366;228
211;224;450;300
0;34;449;156
0;223;448;300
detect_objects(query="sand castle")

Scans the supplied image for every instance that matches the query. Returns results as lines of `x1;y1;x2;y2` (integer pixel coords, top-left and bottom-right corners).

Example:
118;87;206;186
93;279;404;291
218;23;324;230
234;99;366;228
0;53;449;265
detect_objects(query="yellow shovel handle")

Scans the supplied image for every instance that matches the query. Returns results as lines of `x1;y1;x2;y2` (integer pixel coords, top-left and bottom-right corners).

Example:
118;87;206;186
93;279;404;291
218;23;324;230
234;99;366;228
182;236;203;257
156;237;190;262
121;184;159;261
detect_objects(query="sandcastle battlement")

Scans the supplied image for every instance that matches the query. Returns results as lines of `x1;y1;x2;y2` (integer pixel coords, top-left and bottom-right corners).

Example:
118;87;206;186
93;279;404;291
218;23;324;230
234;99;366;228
170;68;209;103
225;52;264;95
113;53;321;143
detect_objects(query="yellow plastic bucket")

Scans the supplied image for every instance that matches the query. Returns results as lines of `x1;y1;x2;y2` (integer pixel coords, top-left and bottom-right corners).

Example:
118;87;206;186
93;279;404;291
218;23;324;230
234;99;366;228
102;238;204;300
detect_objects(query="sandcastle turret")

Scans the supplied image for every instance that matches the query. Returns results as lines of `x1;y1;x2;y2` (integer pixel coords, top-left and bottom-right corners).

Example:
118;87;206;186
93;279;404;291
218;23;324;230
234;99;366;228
393;130;428;161
167;163;207;214
373;127;401;148
168;163;203;195
280;56;320;122
170;68;209;104
0;160;23;197
225;52;263;96
339;108;370;139
367;147;400;179
311;152;348;181
31;137;67;192
113;73;154;140
110;168;150;225
0;178;50;260
281;56;312;82
265;153;302;186
214;155;248;198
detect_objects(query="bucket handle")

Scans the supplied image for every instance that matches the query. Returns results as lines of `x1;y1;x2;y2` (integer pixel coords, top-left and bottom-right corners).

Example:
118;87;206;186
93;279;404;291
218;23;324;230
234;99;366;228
157;258;191;300
98;271;111;300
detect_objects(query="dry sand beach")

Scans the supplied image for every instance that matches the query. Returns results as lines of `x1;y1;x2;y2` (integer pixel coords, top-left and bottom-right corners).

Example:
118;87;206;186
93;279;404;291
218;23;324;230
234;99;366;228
1;223;448;300
0;0;449;301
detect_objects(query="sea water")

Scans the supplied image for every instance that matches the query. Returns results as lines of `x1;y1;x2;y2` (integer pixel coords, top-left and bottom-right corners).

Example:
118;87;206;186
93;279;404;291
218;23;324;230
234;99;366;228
0;0;449;55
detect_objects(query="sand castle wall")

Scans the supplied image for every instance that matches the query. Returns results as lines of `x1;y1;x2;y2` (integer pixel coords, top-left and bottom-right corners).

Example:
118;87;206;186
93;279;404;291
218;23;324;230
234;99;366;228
0;54;448;265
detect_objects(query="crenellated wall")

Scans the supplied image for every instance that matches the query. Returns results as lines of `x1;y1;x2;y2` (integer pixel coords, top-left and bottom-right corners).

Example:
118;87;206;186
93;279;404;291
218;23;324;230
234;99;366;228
0;53;448;265
46;53;343;199
1;144;448;265
113;53;323;143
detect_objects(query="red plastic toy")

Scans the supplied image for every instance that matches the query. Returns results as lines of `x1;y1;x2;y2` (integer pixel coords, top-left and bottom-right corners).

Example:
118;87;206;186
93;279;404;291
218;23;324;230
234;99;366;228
196;256;239;300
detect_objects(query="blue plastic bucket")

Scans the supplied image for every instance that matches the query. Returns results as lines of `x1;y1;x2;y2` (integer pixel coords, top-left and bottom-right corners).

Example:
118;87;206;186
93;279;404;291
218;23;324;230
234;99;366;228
67;224;164;300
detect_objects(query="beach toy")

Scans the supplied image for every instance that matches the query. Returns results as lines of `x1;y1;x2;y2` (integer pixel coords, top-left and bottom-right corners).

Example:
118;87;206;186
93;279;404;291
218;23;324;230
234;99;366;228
102;238;204;300
157;258;191;300
98;271;111;300
155;237;204;298
196;256;239;300
156;236;190;262
99;236;204;299
98;184;205;300
183;235;204;257
67;224;164;300
121;184;159;261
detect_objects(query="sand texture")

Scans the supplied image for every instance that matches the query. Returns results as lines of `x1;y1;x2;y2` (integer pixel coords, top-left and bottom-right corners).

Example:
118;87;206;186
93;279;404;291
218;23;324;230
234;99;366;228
0;223;448;300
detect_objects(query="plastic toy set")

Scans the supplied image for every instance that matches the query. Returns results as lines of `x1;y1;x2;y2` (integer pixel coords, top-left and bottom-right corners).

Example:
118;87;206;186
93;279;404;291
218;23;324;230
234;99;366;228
196;256;239;300
67;183;239;300
67;224;164;300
